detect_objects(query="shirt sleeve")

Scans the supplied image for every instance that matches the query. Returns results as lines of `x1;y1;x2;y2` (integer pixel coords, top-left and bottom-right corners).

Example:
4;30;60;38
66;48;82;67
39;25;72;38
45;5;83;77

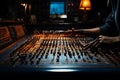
100;12;117;36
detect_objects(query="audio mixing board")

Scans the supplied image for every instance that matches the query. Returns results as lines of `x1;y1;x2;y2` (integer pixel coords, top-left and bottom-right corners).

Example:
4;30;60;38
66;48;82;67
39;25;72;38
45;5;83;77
0;30;120;72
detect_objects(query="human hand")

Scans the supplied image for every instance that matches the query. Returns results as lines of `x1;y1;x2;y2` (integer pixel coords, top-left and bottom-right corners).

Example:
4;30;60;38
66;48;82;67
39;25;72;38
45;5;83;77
82;35;120;50
64;28;80;34
99;35;120;44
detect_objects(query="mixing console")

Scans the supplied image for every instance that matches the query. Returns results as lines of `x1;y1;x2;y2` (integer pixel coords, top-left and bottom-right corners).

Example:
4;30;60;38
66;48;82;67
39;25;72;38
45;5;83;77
0;31;120;71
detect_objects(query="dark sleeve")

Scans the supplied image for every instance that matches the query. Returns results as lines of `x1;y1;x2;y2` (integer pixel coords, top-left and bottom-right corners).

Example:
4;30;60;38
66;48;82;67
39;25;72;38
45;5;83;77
100;12;118;36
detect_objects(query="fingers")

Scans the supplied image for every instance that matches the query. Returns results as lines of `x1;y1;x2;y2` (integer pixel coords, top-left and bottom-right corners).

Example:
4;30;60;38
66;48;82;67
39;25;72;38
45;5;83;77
82;36;100;50
99;35;104;43
85;35;103;49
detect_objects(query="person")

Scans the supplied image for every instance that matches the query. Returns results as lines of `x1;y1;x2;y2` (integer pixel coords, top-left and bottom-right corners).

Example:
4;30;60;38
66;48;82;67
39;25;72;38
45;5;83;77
68;0;120;45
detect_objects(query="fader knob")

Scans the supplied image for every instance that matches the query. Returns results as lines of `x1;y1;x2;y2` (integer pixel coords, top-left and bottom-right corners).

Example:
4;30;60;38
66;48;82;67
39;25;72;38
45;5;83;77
75;59;78;62
56;57;59;62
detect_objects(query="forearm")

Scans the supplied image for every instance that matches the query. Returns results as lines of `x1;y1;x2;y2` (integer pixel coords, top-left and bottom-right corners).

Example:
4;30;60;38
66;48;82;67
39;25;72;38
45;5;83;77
80;27;100;34
109;36;120;42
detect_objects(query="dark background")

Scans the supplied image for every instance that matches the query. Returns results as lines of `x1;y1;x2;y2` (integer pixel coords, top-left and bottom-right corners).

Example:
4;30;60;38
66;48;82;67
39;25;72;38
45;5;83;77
0;0;111;23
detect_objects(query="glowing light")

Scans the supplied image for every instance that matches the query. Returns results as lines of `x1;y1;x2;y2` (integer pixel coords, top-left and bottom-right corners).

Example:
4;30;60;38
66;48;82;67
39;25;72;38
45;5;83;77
21;3;26;7
47;69;77;72
79;0;92;10
59;15;67;18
